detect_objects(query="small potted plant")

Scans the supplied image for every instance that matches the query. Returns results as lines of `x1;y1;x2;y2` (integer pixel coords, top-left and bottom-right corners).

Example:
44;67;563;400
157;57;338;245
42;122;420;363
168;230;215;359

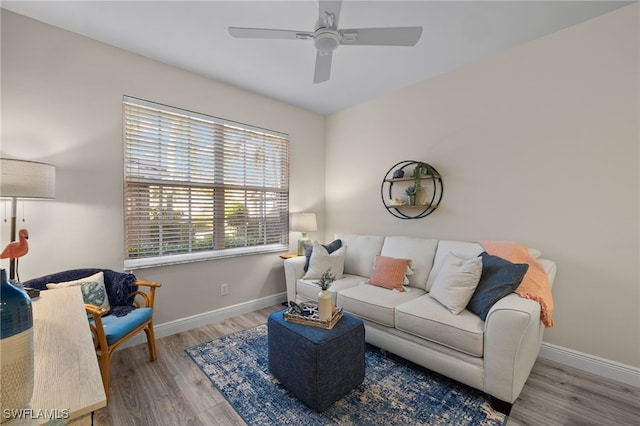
314;268;336;321
314;268;336;291
406;185;418;206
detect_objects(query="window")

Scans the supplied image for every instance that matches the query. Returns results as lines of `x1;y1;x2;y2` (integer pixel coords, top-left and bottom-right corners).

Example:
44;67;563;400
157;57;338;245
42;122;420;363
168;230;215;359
123;96;289;269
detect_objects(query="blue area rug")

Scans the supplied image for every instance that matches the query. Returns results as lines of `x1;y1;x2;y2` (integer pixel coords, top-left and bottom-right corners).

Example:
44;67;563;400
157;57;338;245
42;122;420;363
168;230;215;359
186;324;507;426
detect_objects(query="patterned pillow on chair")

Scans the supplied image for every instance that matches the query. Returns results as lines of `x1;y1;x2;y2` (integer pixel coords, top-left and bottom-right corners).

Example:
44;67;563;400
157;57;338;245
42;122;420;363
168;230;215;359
46;271;111;313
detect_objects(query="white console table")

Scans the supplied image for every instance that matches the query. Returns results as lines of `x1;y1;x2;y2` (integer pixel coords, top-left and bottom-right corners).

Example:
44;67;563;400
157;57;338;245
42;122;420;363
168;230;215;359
9;287;107;425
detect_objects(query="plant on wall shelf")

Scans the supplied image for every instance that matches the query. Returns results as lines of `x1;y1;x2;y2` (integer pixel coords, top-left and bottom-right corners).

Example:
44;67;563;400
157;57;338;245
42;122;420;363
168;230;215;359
405;185;418;206
412;162;431;192
405;185;418;196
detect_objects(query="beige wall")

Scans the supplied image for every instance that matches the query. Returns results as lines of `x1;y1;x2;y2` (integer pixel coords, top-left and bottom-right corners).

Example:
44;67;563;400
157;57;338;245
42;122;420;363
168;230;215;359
326;4;639;367
2;5;638;369
0;10;326;324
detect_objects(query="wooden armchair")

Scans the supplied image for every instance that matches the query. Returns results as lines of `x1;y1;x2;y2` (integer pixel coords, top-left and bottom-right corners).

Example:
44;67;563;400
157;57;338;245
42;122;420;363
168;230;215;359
23;269;161;399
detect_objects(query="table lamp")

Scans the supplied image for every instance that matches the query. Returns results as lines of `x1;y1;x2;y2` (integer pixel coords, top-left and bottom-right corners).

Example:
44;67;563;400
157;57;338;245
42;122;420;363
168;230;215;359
291;212;317;255
0;158;56;280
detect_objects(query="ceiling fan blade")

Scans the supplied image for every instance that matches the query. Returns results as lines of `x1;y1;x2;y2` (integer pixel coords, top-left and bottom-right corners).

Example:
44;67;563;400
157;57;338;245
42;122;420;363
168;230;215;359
340;27;423;46
319;0;342;28
313;51;333;84
228;27;312;40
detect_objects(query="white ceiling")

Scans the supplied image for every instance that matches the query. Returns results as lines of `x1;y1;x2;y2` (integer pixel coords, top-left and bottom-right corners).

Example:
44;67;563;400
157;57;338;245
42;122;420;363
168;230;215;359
2;1;631;115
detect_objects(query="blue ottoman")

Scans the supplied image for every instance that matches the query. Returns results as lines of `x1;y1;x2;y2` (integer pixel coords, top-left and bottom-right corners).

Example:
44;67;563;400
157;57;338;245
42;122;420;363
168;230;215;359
268;309;365;412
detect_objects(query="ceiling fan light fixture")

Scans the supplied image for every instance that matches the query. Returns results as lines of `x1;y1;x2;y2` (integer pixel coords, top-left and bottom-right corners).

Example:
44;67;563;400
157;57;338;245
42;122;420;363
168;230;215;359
314;29;340;52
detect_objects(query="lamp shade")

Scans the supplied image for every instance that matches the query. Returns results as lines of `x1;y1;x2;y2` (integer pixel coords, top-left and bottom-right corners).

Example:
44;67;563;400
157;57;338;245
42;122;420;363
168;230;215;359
291;212;317;233
0;159;56;199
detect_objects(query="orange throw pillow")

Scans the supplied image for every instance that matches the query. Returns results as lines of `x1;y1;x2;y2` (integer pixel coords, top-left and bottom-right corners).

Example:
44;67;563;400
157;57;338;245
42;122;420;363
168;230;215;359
368;255;411;291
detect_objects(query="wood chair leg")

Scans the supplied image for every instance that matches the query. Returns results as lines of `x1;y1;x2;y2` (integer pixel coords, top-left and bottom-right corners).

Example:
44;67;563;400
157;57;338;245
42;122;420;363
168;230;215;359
98;353;111;400
144;322;158;362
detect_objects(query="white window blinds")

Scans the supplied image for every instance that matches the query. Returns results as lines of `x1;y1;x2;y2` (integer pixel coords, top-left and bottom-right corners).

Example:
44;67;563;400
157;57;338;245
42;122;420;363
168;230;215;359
123;96;289;269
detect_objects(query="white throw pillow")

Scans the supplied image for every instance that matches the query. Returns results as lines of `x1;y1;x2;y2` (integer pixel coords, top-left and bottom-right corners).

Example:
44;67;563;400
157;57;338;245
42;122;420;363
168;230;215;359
303;241;346;280
429;252;482;315
425;241;484;292
47;271;111;312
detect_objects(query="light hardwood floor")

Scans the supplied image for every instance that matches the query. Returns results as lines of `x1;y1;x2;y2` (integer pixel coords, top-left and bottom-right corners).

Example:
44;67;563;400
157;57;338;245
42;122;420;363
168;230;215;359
93;305;639;425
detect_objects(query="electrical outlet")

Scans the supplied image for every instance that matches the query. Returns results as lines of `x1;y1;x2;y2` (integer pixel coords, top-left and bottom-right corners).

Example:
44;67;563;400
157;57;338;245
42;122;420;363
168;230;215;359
220;283;229;296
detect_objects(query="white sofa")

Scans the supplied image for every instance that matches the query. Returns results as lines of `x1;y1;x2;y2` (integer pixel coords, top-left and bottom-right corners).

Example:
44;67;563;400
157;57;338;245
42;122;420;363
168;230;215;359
284;233;556;414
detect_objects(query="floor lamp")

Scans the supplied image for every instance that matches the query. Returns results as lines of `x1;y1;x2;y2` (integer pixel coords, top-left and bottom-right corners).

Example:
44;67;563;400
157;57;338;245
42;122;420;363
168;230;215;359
0;158;56;280
291;212;317;255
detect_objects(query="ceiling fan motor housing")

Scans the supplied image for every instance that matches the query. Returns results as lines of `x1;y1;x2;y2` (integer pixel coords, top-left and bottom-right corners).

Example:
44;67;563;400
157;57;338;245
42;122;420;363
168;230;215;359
314;28;340;52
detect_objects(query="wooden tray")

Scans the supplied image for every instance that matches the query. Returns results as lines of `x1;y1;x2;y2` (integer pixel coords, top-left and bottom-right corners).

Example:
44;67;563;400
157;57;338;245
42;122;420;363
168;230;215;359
284;303;343;329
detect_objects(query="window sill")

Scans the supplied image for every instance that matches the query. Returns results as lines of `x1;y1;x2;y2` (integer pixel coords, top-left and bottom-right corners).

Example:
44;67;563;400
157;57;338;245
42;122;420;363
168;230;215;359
124;244;288;270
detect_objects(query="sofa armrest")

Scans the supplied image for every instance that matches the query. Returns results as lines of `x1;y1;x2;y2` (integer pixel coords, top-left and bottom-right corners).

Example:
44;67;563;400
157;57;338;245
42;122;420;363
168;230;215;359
538;258;557;287
483;293;545;403
284;256;307;302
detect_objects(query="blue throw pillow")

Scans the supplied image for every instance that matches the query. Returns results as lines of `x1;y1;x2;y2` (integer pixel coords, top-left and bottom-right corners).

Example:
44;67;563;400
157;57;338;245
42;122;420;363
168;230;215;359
466;252;529;321
304;239;342;272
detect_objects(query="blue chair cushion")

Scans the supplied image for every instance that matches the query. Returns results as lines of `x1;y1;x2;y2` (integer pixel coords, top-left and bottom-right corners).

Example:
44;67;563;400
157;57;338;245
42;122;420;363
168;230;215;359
90;308;152;345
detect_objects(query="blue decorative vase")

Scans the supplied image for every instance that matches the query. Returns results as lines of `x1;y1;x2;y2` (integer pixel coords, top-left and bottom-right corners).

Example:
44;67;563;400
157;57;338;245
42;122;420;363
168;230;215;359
0;268;34;422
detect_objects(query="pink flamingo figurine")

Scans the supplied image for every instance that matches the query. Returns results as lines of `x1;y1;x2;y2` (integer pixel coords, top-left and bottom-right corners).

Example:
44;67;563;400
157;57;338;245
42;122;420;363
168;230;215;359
1;229;29;281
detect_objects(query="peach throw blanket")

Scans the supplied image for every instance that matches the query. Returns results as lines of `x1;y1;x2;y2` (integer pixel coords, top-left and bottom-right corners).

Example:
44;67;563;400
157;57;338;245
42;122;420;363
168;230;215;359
480;241;554;328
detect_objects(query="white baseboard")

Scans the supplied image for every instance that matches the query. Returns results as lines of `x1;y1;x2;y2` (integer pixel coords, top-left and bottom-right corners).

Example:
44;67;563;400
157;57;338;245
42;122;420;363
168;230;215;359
539;342;640;388
119;292;287;349
120;296;640;389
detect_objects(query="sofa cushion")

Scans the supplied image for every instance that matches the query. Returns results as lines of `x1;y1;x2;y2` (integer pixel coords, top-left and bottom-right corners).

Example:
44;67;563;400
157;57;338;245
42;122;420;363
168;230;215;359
429;252;482;314
466;252;529;321
395;295;485;357
425;241;484;292
302;241;346;280
337;284;425;327
335;234;385;278
296;274;363;305
367;255;412;291
89;307;152;345
380;236;438;290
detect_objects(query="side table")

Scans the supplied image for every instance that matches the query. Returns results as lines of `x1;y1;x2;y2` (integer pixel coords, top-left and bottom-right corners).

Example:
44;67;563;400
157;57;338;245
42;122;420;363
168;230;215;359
279;253;300;259
8;287;106;425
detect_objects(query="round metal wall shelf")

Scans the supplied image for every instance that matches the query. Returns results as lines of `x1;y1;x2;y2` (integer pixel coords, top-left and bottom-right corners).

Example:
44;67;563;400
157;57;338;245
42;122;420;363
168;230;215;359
381;160;444;219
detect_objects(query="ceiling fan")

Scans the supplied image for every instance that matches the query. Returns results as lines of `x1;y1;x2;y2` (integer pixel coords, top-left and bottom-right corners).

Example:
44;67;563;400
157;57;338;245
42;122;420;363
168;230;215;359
228;0;422;84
